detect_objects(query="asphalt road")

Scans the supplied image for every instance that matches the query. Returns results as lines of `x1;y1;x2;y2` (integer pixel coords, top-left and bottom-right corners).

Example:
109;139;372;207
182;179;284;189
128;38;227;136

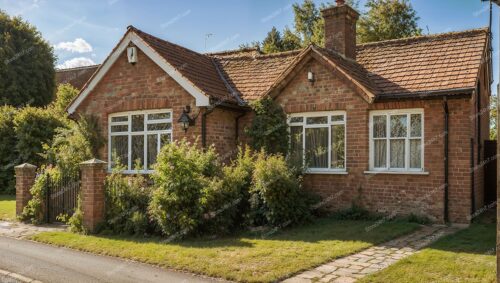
0;236;216;283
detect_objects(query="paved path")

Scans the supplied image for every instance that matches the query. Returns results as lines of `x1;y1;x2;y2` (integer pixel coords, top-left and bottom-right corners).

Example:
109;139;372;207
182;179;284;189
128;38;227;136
0;221;65;239
0;235;217;283
283;225;461;283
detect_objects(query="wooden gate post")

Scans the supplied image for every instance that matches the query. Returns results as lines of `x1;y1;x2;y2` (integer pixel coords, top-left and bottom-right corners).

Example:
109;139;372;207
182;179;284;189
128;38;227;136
80;159;107;233
15;163;37;217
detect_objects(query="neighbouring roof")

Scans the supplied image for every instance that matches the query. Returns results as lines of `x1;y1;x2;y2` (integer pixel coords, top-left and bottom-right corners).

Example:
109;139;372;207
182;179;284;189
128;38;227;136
56;65;99;90
67;26;490;113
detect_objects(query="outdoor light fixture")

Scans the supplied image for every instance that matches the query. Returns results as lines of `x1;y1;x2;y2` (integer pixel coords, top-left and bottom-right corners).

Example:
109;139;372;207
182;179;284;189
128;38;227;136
127;46;137;64
178;106;194;132
308;71;315;82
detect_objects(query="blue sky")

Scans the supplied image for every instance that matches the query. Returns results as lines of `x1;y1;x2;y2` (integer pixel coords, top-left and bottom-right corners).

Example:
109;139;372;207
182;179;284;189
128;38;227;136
2;0;499;93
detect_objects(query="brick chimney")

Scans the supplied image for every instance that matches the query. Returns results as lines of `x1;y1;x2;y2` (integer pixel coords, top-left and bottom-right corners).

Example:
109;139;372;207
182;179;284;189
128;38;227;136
321;0;359;59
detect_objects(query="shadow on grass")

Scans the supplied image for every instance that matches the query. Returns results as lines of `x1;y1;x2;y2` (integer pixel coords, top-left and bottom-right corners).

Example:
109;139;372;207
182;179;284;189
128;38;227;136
426;209;496;256
93;217;419;249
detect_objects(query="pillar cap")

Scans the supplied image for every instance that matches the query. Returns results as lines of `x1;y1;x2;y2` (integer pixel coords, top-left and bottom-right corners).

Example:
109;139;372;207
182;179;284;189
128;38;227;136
80;158;107;165
15;163;37;169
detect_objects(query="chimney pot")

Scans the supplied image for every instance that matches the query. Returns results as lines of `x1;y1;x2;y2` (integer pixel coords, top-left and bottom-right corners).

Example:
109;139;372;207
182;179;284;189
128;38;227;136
336;0;345;5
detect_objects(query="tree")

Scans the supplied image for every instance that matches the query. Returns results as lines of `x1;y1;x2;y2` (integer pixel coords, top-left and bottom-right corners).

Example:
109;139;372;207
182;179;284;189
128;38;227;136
243;0;421;53
282;27;302;51
292;0;321;45
262;27;284;54
51;84;80;115
357;0;422;43
0;10;56;107
490;95;497;140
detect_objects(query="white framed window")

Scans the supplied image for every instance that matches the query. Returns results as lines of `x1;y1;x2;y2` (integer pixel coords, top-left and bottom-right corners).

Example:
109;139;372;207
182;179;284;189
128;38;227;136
369;109;424;172
289;111;346;173
108;109;173;173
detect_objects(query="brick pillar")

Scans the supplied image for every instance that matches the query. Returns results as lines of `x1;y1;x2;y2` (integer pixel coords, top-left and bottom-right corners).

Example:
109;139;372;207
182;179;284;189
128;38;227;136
15;163;37;216
80;159;107;233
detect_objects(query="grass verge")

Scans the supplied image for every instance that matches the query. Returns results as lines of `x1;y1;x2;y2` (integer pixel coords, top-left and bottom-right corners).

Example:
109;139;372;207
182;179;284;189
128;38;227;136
0;195;15;221
31;218;418;282
359;222;495;283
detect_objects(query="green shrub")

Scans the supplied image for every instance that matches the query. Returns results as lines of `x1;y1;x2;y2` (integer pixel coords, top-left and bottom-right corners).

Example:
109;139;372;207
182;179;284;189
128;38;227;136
149;140;220;237
67;196;86;233
14;106;65;166
246;97;289;155
105;170;152;235
43;115;102;174
0;106;18;194
406;213;432;225
332;204;379;221
250;151;311;226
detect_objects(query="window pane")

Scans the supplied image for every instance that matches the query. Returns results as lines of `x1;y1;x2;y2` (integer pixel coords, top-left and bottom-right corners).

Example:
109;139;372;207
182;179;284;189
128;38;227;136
410;139;422;168
374;140;387;168
111;116;128;122
390;139;405;168
410;114;422;137
132;114;144;132
331;115;344;122
331;124;345;169
306;116;328;124
290;117;303;123
390;115;407;137
373;115;386;138
305;127;328;168
148;112;171;120
290;126;303;164
147;123;172;131
147;134;158;170
111;125;128;132
160;133;172;148
110;135;128;169
131;135;144;170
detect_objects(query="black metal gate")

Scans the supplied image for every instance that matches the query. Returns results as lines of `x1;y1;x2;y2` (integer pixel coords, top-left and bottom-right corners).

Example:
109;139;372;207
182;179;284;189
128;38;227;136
483;140;497;206
45;171;81;223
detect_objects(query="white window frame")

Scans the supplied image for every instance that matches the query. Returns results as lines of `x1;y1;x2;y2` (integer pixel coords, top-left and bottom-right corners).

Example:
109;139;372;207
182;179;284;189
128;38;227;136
369;109;424;172
108;109;173;174
288;111;347;174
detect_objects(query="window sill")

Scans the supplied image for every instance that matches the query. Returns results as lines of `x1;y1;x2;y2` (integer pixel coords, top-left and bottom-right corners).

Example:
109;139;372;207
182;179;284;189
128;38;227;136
306;171;348;175
363;170;429;175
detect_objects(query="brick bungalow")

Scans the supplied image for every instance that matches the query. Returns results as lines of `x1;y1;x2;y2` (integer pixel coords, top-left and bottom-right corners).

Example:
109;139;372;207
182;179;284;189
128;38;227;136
66;1;492;223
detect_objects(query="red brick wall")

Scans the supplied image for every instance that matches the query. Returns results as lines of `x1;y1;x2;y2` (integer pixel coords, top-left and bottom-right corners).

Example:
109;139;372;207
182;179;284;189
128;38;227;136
239;60;479;223
75;47;238;161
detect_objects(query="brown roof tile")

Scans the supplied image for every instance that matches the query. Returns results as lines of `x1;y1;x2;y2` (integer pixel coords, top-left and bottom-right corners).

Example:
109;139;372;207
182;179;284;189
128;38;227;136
56;65;99;90
212;50;301;101
356;28;489;98
131;27;237;103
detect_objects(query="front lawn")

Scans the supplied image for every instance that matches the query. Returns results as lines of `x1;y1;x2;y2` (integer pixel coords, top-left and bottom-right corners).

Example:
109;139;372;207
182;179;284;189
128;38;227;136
359;222;496;283
0;195;15;221
31;218;418;282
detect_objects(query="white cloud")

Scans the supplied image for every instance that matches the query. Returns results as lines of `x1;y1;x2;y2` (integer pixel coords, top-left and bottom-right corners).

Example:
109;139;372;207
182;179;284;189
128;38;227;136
54;38;93;53
56;57;95;69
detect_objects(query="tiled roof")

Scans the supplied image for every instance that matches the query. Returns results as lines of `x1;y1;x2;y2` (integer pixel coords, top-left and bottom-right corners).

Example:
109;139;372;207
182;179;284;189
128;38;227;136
130;27;237;103
56;65;99;90
212;50;301;101
356;28;489;98
69;27;489;109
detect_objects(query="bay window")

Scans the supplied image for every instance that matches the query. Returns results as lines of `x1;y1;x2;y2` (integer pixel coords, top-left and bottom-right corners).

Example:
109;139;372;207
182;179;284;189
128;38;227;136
289;112;346;173
369;109;424;172
109;110;173;173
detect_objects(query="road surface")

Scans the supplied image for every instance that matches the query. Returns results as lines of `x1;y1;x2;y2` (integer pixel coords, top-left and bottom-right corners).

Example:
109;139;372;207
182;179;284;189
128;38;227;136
0;236;216;283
